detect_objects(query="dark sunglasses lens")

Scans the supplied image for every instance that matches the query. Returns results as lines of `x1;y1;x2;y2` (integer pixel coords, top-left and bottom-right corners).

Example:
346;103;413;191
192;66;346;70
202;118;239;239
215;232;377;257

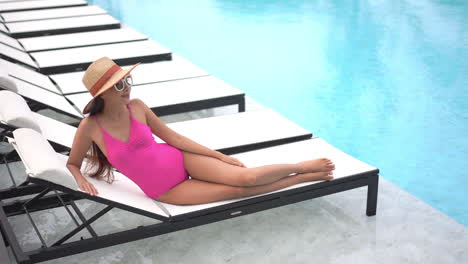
115;81;125;91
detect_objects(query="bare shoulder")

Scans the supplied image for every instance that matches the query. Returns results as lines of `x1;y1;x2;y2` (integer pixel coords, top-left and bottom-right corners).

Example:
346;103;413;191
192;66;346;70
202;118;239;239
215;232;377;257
76;116;98;138
129;98;148;111
78;116;95;129
129;98;150;123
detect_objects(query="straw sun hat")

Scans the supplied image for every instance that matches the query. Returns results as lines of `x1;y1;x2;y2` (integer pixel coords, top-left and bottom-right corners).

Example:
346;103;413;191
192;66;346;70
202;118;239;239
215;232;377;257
81;57;140;114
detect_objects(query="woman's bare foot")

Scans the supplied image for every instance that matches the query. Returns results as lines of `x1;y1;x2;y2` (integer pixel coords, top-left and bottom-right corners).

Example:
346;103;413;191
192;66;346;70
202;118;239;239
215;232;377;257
297;171;334;182
297;158;335;174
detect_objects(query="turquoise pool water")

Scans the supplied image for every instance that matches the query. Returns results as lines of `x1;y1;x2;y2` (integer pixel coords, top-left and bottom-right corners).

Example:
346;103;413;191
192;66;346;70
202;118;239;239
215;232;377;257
89;0;468;226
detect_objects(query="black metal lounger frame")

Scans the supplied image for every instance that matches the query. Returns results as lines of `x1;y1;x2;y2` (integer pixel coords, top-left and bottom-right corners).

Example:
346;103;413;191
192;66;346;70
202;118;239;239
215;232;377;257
0;160;378;264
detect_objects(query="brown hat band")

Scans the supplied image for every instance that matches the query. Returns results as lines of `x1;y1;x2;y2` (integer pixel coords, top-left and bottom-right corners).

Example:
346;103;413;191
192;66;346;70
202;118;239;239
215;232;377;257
89;64;122;96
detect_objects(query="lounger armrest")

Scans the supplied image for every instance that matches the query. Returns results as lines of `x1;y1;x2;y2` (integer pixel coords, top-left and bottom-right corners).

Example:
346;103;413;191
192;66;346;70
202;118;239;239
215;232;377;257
0;90;42;133
12;128;78;190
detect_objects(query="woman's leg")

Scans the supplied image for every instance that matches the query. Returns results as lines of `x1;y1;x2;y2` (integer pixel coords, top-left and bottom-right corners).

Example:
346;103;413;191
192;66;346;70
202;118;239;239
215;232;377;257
182;151;334;187
156;171;332;205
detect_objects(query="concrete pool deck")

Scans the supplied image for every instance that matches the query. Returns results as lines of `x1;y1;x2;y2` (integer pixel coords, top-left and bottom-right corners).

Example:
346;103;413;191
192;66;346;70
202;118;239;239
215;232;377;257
1;98;467;264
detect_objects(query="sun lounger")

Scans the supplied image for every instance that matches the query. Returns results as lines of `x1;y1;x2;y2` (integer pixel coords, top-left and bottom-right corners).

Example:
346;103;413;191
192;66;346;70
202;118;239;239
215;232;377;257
1;57;62;93
50;54;210;94
1;39;171;74
1;55;207;95
0;128;378;263
1;13;119;38
0;5;107;23
0;65;83;119
67;76;246;115
0;0;87;13
16;27;148;52
0;58;241;118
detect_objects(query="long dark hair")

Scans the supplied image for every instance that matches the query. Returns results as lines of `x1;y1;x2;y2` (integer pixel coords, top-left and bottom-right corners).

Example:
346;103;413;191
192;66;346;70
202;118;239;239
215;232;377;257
85;96;114;184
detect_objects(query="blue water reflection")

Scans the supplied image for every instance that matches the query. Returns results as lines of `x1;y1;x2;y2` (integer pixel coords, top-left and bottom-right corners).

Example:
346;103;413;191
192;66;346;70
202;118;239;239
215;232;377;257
89;0;468;225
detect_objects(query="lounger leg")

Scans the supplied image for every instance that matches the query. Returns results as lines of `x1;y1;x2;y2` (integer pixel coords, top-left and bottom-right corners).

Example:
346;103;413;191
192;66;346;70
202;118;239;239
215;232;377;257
0;226;8;247
238;98;245;112
366;174;379;216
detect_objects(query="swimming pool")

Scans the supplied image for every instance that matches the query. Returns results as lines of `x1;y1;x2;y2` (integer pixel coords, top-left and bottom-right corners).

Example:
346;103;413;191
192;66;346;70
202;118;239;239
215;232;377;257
89;0;468;226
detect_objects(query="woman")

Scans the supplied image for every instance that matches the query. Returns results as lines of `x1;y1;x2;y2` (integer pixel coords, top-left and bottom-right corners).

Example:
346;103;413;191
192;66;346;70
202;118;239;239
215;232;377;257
66;57;335;205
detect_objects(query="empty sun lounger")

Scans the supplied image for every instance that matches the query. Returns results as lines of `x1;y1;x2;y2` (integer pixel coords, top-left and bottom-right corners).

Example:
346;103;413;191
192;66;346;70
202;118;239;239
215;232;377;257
51;54;210;95
0;0;87;13
1;57;61;94
16;27;148;52
1;54;207;94
66;76;246;116
0;128;378;263
1;40;171;74
0;89;311;154
0;13;119;38
0;58;241;119
0;67;83;119
0;5;107;23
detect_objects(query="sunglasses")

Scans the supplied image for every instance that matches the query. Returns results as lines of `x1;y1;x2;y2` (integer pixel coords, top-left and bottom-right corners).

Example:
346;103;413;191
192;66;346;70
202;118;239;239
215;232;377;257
114;75;133;91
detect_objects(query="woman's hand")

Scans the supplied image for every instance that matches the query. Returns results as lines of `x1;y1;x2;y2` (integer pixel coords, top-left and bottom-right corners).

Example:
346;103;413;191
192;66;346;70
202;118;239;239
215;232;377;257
218;154;246;167
77;177;99;196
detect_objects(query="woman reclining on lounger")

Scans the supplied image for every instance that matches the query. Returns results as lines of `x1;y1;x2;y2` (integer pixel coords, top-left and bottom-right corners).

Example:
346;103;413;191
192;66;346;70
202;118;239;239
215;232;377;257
66;57;335;205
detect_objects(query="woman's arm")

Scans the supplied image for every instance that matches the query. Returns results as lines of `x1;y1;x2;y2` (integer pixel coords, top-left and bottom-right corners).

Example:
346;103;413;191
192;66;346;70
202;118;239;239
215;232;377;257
134;99;223;159
134;99;245;167
66;117;99;196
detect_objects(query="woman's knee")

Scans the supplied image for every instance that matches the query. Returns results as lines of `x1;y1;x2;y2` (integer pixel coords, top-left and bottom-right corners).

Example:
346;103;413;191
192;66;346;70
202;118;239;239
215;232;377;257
237;169;257;187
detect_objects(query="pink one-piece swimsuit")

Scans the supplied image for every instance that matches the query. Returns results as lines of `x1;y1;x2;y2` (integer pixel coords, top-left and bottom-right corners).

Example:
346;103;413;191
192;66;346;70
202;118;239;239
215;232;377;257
94;104;189;198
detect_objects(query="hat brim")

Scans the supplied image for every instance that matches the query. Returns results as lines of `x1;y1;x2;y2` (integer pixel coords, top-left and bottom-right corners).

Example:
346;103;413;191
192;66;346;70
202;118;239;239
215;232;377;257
82;62;140;115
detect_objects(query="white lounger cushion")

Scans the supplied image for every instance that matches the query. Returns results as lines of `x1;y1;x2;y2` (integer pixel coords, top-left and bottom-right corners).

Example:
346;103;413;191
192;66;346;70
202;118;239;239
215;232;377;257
12;128;77;189
51;54;209;94
159;109;311;150
32;112;76;148
11;129;376;219
18;27;147;52
1;5;107;23
0;0;87;13
0;60;82;118
30;40;170;71
5;14;118;37
1;58;61;93
0;42;37;68
0;90;41;133
10;128;169;217
67;76;243;114
160;138;378;216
